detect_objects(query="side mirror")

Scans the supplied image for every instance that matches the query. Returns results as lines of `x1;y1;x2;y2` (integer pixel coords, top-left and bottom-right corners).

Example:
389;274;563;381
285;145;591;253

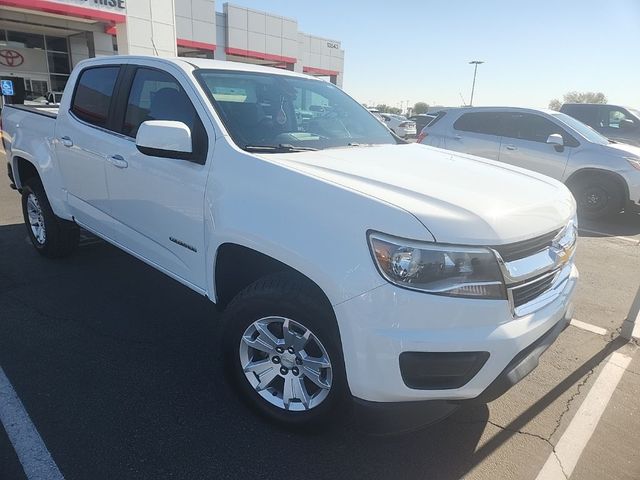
619;119;636;131
136;120;192;159
546;133;564;147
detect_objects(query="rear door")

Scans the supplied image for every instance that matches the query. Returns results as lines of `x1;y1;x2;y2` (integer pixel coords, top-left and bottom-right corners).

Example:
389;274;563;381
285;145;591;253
443;111;501;160
497;112;574;180
54;64;123;238
103;64;212;290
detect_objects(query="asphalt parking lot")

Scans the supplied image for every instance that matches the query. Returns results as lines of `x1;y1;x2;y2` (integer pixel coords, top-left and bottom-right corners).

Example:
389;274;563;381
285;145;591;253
1;151;639;480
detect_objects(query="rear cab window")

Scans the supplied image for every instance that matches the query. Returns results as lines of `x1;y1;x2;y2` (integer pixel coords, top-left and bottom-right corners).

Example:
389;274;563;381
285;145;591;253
71;66;120;128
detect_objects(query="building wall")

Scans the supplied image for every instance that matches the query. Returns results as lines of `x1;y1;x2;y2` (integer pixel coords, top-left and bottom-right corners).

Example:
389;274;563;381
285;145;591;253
175;0;216;50
224;3;298;63
0;0;345;89
298;33;344;86
116;0;177;56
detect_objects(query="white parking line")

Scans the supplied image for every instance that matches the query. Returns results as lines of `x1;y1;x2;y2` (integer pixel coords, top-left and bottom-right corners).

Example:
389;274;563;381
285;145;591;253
578;228;640;245
0;366;65;480
569;319;607;336
535;351;633;480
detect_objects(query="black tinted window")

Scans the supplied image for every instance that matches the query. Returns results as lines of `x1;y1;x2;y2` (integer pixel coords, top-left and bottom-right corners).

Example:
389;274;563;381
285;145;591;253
501;113;573;144
561;105;598;126
71;67;119;128
123;68;198;138
453;112;500;135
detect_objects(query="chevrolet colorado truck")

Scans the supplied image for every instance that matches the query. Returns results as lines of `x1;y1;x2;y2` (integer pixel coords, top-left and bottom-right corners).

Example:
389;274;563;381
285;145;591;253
2;56;578;430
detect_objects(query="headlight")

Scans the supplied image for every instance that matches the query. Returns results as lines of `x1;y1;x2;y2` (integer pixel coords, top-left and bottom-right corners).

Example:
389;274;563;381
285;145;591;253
368;233;505;299
624;157;640;171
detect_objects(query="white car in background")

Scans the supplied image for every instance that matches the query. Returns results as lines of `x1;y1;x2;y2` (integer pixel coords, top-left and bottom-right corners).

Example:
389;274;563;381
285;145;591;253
420;106;640;219
366;107;385;124
380;113;417;138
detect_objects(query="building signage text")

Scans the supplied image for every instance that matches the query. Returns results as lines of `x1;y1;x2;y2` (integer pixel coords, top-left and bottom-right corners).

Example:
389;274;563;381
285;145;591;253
55;0;126;10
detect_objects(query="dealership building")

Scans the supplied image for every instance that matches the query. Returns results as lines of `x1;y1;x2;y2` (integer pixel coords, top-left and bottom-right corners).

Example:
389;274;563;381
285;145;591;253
0;0;345;100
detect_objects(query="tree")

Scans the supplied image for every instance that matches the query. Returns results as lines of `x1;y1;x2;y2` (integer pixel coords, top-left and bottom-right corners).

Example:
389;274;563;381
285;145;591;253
548;99;562;111
548;91;607;110
413;102;429;114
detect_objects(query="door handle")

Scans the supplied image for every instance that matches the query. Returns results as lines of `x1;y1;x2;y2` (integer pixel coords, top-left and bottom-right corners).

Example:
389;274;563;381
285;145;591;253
60;136;73;148
505;144;518;151
107;155;128;169
453;135;462;140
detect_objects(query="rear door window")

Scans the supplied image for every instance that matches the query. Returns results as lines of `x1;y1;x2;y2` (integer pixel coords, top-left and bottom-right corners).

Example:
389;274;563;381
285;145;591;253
71;66;120;128
453;112;501;135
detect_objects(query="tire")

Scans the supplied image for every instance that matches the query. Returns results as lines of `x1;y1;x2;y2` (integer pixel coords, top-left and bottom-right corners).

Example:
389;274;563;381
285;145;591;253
568;175;623;220
21;178;79;258
222;272;348;428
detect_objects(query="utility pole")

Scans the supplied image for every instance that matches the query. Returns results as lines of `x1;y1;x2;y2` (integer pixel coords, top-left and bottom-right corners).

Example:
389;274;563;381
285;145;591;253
468;60;484;106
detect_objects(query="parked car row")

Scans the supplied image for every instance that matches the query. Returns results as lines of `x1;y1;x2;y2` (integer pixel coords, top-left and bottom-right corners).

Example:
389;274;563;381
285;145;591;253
419;106;640;219
380;113;417;138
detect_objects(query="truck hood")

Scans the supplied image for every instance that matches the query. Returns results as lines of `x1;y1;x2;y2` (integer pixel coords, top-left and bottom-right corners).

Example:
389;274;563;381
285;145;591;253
263;143;574;245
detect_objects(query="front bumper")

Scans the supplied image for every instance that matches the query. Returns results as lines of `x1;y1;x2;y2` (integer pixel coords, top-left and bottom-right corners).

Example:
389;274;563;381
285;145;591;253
334;264;578;403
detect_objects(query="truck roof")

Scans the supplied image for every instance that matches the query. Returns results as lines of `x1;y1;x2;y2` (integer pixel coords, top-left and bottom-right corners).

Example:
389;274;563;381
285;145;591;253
76;55;320;81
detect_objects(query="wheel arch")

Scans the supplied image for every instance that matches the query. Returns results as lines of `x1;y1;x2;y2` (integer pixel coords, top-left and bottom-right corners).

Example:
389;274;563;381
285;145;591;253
565;167;630;203
12;155;41;190
214;243;334;316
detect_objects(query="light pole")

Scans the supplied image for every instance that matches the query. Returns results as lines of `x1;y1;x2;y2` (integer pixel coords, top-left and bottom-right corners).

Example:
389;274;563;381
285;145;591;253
621;284;640;341
468;60;484;106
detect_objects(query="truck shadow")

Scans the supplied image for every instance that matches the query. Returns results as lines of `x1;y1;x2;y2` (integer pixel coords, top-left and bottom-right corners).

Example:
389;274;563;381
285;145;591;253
579;211;640;238
0;222;628;480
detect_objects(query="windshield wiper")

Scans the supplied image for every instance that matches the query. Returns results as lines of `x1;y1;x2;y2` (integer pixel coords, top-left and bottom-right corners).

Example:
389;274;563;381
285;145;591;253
243;143;319;153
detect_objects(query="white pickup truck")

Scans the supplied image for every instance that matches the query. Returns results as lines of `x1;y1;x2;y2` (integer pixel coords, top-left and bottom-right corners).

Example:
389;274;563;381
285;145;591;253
2;56;578;431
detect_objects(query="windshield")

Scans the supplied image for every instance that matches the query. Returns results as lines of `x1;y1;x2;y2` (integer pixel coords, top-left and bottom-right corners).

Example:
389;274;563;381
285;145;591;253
195;70;397;151
628;108;640;120
551;112;610;145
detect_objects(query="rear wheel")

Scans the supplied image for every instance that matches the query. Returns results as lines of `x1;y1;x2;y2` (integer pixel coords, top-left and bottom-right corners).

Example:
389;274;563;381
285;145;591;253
223;273;347;427
568;175;623;220
21;179;79;258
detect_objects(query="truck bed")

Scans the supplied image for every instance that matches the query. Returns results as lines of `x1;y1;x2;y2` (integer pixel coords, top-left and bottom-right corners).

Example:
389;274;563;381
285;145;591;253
4;104;59;118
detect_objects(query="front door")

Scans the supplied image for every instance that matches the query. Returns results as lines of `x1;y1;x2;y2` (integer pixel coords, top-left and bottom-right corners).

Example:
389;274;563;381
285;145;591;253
497;112;573;181
104;65;211;289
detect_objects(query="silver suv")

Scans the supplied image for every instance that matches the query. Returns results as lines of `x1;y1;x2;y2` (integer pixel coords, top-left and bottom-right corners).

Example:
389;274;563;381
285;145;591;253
420;107;640;219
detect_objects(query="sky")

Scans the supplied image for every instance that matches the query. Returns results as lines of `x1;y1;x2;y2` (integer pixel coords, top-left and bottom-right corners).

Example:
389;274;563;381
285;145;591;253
218;0;640;110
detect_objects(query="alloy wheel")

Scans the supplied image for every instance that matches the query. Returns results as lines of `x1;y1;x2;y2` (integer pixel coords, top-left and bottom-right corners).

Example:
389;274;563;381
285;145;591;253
238;316;333;412
26;193;46;245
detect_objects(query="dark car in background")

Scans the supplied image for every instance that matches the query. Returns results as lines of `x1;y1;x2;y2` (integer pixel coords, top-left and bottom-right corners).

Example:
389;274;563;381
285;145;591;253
560;103;640;147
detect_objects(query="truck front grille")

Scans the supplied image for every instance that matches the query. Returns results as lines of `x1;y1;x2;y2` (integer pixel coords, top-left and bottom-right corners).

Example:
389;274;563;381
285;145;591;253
492;229;560;262
510;272;558;309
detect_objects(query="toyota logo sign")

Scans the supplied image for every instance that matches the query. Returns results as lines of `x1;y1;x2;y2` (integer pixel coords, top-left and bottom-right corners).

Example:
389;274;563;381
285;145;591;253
0;50;25;68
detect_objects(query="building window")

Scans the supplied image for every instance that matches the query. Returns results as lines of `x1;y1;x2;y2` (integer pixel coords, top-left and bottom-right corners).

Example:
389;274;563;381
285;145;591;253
0;30;71;96
45;36;69;53
6;31;45;49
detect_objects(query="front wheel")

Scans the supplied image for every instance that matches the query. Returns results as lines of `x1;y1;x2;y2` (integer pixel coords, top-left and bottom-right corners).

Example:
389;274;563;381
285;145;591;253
21;179;79;258
222;273;348;427
568;175;623;220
